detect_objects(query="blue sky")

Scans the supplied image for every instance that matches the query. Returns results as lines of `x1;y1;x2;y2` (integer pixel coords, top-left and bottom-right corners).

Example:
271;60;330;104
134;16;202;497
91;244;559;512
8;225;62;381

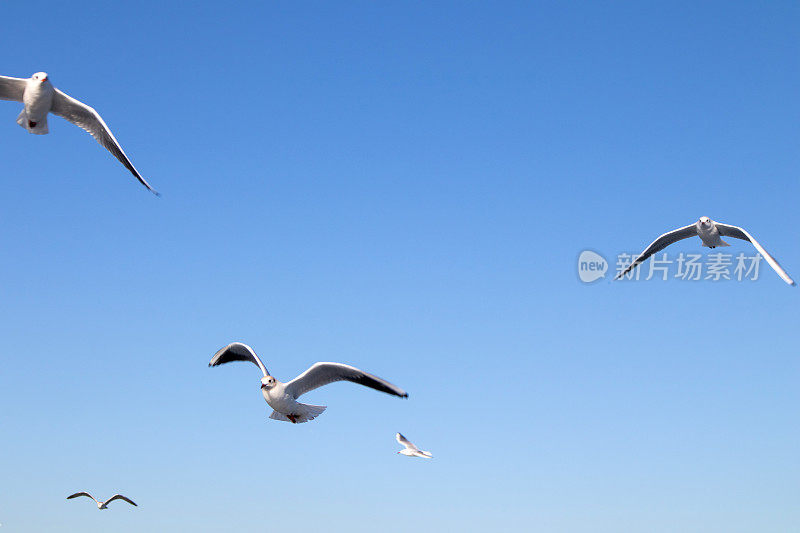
1;1;798;531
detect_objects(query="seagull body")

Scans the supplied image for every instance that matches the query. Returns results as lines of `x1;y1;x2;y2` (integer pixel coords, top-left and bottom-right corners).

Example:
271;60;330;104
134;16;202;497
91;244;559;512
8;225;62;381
694;217;730;248
209;342;408;423
66;492;137;510
18;73;54;133
615;216;796;285
396;432;432;459
0;72;158;194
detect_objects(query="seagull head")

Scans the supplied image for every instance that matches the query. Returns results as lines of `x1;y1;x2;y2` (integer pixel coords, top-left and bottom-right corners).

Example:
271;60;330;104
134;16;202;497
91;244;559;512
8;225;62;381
698;216;711;228
32;72;49;83
260;375;276;390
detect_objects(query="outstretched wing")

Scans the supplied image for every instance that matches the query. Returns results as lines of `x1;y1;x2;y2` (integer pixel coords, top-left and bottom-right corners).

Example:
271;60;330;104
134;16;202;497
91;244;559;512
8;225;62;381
716;223;796;286
0;75;26;102
285;362;408;399
396;432;418;451
615;224;697;280
208;342;270;377
50;88;158;195
67;492;97;503
105;494;137;507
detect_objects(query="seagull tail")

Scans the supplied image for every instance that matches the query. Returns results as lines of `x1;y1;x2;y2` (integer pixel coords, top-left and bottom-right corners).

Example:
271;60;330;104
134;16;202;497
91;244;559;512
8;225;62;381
269;403;327;424
16;110;48;135
268;410;291;422
300;403;327;422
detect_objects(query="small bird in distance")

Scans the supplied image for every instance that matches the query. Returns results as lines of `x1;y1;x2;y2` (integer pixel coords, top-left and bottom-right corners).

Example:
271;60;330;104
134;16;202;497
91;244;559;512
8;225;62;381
396;433;432;459
66;492;137;510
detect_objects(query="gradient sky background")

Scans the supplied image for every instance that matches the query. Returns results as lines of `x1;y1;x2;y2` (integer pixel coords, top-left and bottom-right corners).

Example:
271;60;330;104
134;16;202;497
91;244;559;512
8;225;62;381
1;2;798;532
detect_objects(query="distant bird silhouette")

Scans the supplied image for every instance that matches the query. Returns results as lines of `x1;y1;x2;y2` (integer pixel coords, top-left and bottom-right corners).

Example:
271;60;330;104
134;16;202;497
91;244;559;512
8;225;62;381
67;492;137;510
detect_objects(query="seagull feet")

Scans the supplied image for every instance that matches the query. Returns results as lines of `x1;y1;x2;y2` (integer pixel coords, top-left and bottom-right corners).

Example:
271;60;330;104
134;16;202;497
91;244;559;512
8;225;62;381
28;121;37;128
287;414;298;424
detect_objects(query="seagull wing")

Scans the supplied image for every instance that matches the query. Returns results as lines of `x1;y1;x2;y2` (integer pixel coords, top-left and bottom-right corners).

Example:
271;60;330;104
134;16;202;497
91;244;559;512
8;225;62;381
49;88;158;195
396;432;419;450
615;224;697;280
105;494;137;507
285;362;408;399
67;492;97;503
413;450;433;459
716;223;796;286
208;342;269;377
0;76;27;102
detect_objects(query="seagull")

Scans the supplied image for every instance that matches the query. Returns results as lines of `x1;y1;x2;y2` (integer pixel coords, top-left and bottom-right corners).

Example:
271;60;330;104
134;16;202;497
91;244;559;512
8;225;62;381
396;432;432;459
615;216;795;285
66;492;137;510
0;72;158;195
209;342;409;423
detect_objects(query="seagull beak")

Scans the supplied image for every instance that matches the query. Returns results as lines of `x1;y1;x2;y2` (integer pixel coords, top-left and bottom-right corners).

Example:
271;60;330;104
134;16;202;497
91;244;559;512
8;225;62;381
41;76;47;82
261;383;267;389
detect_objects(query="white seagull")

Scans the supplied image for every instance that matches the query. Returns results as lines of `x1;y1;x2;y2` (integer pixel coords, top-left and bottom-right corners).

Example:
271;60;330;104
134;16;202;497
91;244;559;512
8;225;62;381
0;72;158;195
396;433;432;459
209;342;409;423
615;217;796;285
67;492;137;510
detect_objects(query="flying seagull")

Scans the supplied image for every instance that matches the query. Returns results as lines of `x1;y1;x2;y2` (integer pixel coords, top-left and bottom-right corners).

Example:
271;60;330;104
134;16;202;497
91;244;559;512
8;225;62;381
66;492;137;510
396;432;432;459
615;216;795;285
209;342;408;423
0;72;158;195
